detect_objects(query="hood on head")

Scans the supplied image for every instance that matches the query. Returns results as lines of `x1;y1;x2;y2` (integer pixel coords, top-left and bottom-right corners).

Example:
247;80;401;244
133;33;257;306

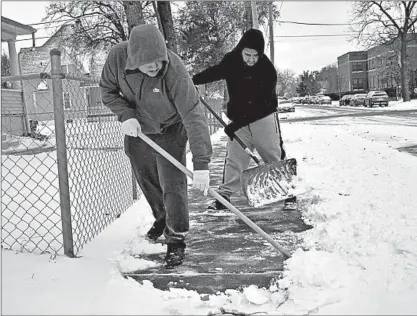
125;24;168;70
234;28;265;55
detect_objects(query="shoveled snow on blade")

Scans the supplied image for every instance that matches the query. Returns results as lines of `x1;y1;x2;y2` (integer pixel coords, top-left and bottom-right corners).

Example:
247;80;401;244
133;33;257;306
246;175;306;207
242;158;299;207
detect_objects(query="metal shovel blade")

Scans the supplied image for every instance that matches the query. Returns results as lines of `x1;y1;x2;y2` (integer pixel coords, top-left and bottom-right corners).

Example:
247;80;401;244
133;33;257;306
241;158;297;207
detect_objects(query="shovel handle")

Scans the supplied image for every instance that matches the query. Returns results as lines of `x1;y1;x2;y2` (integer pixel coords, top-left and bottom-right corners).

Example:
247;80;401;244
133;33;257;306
136;132;291;259
199;96;261;165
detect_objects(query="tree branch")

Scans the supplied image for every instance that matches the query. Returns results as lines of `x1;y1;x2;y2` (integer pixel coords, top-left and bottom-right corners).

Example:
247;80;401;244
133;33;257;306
372;1;402;32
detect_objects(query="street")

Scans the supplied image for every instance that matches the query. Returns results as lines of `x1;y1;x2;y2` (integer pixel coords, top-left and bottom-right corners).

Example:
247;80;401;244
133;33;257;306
285;103;417;158
293;103;417;124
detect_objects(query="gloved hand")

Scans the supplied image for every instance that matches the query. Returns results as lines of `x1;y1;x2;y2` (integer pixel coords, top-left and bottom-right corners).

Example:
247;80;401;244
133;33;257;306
121;118;141;137
224;122;240;141
193;170;210;196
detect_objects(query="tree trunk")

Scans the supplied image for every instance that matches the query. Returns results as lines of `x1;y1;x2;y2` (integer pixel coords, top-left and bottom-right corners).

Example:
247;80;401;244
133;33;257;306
123;1;145;35
400;32;410;101
156;1;178;53
251;0;259;29
243;2;252;32
152;1;163;31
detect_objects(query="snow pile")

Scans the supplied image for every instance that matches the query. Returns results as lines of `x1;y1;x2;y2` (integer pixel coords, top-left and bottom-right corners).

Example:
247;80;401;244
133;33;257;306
277;123;417;314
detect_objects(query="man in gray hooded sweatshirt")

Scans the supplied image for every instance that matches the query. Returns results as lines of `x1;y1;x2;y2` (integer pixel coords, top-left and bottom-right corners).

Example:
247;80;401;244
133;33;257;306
100;24;213;268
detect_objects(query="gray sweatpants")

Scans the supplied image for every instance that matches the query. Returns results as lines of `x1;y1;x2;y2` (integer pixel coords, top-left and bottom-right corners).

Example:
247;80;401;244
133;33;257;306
218;112;284;197
124;122;188;244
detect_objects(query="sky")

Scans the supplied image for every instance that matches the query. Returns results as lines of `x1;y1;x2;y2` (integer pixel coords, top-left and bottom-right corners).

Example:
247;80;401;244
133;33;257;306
268;1;364;74
1;1;363;76
2;99;417;314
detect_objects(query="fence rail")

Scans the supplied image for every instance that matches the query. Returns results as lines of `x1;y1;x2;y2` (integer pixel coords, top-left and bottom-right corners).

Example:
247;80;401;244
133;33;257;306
1;49;223;256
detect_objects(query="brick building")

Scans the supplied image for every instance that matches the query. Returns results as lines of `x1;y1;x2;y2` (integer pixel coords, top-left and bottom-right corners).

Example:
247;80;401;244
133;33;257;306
337;51;368;93
367;34;417;94
336;34;417;97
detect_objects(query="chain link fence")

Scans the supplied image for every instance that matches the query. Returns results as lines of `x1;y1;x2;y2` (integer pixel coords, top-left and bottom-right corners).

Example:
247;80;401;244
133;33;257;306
1;49;223;257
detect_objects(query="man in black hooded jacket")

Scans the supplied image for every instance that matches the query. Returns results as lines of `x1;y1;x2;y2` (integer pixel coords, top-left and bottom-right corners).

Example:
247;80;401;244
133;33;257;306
193;28;295;210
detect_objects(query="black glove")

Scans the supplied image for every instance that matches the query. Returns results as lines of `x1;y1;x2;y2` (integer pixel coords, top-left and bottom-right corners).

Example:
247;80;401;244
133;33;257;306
224;122;240;140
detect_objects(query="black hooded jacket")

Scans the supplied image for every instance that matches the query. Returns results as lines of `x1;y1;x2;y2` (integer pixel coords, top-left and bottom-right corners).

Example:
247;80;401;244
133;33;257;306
192;29;278;126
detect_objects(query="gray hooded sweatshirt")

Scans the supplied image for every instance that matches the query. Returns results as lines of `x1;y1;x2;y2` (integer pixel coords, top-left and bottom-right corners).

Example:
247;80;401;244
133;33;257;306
100;24;212;171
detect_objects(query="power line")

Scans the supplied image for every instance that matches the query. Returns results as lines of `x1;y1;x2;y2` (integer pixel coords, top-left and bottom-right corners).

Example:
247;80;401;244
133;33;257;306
12;32;356;43
277;20;354;26
275;34;355;38
28;18;76;26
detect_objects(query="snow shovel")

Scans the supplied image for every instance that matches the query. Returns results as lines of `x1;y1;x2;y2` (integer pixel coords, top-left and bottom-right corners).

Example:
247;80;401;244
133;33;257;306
199;96;297;207
135;131;291;259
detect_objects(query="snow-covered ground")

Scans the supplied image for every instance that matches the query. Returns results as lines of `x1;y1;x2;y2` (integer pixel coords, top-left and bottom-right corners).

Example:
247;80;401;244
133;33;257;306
2;100;417;315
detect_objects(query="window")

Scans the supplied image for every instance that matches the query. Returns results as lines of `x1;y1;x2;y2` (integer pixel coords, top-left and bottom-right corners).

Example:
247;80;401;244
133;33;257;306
85;90;91;108
61;64;76;74
353;78;364;89
352;62;364;72
63;92;72;109
61;65;69;74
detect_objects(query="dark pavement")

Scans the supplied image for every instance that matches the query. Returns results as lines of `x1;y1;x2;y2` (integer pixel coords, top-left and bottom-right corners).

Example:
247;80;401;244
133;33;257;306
124;134;313;294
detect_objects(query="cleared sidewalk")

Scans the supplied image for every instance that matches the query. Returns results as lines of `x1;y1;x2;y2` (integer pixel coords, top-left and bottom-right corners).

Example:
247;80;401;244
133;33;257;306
124;134;312;294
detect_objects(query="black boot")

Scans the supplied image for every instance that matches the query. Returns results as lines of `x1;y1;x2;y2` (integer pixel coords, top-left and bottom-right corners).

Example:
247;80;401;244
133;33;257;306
146;219;166;242
283;196;297;211
164;242;186;269
207;194;230;210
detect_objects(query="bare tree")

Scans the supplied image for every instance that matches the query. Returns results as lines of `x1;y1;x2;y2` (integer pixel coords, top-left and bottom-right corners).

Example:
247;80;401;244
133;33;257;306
1;52;11;77
350;1;417;101
336;69;350;98
43;1;154;54
276;68;296;97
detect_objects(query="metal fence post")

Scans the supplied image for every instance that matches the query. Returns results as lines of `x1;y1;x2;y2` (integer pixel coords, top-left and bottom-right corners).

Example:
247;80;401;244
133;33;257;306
132;167;138;200
50;49;75;257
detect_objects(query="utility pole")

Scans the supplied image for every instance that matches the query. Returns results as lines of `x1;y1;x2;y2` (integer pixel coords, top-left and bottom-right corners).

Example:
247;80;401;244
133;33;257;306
268;2;275;65
251;0;259;29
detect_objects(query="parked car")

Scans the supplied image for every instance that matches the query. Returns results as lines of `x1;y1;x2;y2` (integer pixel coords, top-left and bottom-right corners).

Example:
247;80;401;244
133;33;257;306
364;91;389;107
339;95;352;106
319;96;332;105
307;96;320;104
302;96;310;104
350;93;367;107
292;97;302;104
278;98;295;112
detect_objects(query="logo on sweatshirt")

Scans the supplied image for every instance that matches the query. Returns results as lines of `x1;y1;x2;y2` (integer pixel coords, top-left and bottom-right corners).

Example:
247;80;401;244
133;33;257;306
153;88;160;93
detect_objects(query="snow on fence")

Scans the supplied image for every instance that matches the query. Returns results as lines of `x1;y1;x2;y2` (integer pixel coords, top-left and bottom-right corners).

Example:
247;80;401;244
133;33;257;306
1;49;223;257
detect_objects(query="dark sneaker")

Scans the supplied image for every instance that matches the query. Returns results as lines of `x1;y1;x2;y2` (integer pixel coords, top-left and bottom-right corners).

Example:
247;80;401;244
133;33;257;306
283;196;297;211
207;195;230;210
146;219;166;242
164;242;186;269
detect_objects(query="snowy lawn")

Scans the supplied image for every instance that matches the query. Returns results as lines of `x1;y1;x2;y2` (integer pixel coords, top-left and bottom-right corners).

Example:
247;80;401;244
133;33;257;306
2;103;417;315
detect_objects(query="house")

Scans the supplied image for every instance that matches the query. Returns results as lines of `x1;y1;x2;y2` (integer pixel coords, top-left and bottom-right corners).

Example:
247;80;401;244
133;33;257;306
1;16;37;87
18;24;93;123
1;16;37;136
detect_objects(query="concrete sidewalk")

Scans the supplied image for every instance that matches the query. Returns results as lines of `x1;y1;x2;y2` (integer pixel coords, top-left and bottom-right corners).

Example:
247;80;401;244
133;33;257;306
124;134;312;294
